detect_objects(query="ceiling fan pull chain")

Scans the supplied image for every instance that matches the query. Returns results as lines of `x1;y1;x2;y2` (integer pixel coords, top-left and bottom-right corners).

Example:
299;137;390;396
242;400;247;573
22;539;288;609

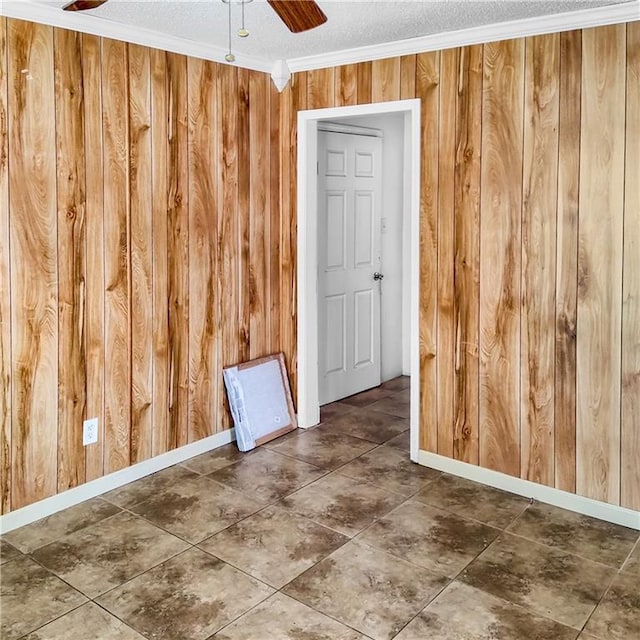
224;0;235;62
238;0;249;38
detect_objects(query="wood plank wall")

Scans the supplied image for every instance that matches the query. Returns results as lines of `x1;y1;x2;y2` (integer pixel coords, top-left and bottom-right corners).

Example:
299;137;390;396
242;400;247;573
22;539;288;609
1;18;638;514
280;23;639;510
0;18;283;513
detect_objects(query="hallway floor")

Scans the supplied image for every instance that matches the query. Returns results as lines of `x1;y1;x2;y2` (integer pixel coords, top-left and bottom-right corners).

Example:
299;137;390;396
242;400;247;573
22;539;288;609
1;377;639;640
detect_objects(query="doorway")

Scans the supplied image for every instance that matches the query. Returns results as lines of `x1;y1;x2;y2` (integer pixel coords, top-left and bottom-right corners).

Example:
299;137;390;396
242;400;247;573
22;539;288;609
296;99;421;462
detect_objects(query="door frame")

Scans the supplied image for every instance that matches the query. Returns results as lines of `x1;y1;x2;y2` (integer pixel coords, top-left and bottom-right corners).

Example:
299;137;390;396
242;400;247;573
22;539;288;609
297;99;422;462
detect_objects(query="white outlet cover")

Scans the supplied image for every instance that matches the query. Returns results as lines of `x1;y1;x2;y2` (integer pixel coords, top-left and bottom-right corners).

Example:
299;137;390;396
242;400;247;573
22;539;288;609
83;418;99;446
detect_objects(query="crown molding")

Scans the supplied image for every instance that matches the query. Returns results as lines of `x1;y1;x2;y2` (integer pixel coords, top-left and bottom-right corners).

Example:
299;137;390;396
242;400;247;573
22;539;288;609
0;0;272;73
287;1;640;72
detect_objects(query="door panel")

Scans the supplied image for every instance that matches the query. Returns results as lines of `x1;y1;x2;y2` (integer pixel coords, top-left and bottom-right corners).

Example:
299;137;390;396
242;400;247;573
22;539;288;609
354;190;374;267
318;130;383;404
325;191;347;270
325;294;346;374
355;150;375;177
354;289;374;368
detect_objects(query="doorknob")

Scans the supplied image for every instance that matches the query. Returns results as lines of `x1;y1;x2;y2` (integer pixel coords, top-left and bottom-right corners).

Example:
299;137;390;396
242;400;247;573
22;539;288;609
373;272;384;281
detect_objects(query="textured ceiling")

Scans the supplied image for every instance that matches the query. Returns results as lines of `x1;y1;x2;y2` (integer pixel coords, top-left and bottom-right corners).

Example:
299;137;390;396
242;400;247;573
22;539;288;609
18;0;639;65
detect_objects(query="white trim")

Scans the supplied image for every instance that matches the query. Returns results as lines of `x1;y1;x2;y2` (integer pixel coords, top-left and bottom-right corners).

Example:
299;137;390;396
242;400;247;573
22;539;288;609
417;450;640;531
296;100;422;465
2;0;636;80
317;121;383;138
271;59;292;93
0;0;271;73
287;2;640;72
0;428;236;534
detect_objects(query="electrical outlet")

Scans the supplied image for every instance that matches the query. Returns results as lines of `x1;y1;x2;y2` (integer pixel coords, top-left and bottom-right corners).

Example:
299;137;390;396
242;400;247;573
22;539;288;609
83;418;98;446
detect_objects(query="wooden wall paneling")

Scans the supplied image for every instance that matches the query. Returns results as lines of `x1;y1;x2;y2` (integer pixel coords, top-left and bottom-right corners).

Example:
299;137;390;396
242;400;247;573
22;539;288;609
400;55;416;99
187;57;217;442
576;25;625;504
286;71;307;396
520;34;559;487
219;64;239;430
128;43;153;463
436;47;457;458
82;33;105;480
621;21;640;511
335;64;357;106
479;38;524;477
166;52;189;450
101;38;130;473
0;18;10;513
371;57;401;102
416;51;440;452
8;20;59;507
55;28;87;490
279;81;294;380
150;49;169;456
237;68;251;364
356;61;372;104
269;81;281;357
453;45;482;464
554;30;581;494
249;71;269;359
307;67;335;110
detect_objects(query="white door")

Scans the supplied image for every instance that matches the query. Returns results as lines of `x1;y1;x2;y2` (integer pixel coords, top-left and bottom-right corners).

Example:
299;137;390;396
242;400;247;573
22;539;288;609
318;130;383;405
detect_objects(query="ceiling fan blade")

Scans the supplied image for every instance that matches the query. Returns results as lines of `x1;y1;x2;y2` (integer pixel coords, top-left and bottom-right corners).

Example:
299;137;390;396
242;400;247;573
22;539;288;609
63;0;109;11
267;0;327;33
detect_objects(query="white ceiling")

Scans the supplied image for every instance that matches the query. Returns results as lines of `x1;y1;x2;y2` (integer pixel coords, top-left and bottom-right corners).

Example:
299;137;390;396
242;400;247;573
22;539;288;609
4;0;639;73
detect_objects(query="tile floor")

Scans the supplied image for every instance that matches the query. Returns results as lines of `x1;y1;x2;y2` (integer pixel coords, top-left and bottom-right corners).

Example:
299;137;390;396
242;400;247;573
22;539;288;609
1;377;639;640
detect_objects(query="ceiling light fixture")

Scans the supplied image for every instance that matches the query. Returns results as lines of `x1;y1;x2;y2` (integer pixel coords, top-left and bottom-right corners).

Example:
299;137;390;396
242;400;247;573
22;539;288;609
222;0;253;62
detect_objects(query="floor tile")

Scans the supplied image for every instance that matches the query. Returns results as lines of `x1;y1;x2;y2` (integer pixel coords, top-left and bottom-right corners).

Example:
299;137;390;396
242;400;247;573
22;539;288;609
97;548;273;640
507;502;639;568
339;387;393;408
0;538;21;564
367;394;410;419
22;602;146;640
380;376;410;392
414;473;528;528
322;408;408;444
337;446;439;496
283;541;447;640
208;448;326;503
583;571;640;640
0;556;86;640
128;474;263;543
262;428;307;449
357;501;499;577
394;581;578;640
382;430;410;452
199;505;348;588
2;498;120;553
102;464;200;509
320;401;356;423
214;592;367;639
270;428;377;470
622;539;640;574
280;472;404;537
181;443;254;475
32;511;189;598
459;532;617;629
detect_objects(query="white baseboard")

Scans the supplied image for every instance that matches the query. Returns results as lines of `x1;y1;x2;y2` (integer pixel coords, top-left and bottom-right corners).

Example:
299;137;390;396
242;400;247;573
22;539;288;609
0;429;236;534
417;450;640;531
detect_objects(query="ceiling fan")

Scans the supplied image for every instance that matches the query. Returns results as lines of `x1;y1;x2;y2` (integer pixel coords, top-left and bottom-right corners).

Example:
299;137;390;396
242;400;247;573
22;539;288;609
62;0;328;34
